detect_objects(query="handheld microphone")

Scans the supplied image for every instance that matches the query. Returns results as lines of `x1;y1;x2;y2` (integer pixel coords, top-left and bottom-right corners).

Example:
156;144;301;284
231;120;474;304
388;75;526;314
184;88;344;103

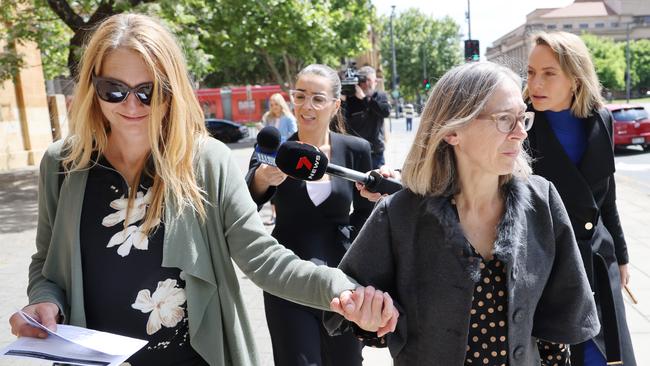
275;141;402;195
255;126;281;166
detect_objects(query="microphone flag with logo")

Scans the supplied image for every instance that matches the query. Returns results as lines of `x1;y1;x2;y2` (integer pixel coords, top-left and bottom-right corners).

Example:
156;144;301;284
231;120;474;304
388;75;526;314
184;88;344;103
255;126;282;166
275;141;328;180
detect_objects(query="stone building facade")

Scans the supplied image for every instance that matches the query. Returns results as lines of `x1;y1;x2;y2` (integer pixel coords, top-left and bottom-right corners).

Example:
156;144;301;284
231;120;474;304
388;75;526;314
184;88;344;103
485;0;650;76
0;39;53;171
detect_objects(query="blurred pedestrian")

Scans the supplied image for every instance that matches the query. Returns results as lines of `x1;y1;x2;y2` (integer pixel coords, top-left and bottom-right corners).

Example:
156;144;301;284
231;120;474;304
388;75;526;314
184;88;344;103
260;93;297;225
342;66;391;169
8;13;396;366
261;92;297;142
525;31;636;366
247;64;374;366
404;103;414;131
327;61;599;365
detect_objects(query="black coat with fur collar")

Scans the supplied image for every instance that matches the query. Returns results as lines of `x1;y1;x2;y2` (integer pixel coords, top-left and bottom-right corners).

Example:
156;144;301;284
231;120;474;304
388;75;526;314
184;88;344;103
326;176;599;366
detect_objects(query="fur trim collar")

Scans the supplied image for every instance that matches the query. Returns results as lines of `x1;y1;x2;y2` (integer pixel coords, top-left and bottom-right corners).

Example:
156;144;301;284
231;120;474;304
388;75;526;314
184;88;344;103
422;177;532;282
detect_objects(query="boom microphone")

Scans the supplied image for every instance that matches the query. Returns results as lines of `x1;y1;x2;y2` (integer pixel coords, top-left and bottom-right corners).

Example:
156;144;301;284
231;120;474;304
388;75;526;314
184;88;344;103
255;126;282;166
275;141;402;195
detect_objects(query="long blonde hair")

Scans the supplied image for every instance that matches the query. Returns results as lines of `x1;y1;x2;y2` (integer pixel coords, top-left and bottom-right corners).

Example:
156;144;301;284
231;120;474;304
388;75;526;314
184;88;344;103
262;93;292;122
63;13;208;233
523;31;604;118
402;62;531;196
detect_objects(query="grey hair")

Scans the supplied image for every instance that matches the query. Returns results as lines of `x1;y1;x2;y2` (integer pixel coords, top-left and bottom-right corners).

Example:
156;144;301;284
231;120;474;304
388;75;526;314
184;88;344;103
357;66;376;78
296;64;342;99
401;61;532;196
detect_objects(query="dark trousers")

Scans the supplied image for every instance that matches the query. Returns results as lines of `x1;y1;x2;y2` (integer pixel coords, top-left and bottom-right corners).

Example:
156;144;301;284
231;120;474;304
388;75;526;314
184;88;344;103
371;152;385;170
406;118;412;131
264;292;363;366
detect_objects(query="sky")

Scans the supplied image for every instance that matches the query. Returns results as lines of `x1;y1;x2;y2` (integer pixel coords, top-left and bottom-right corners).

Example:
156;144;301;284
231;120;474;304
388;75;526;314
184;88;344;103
372;0;574;56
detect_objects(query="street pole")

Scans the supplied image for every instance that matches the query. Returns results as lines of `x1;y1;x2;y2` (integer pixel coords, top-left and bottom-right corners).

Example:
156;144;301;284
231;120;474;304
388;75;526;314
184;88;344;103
626;22;631;103
467;0;471;40
422;46;427;81
390;5;399;119
419;44;427;110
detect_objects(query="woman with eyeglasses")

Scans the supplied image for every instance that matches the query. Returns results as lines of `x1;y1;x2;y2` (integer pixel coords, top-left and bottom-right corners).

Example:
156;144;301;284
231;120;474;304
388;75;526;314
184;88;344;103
8;14;398;366
525;31;636;366
326;61;600;365
247;64;374;366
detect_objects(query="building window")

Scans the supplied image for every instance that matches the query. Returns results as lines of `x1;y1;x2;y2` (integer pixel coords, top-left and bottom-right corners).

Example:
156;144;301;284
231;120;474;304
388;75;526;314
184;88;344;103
547;24;557;30
611;22;619;28
595;23;605;28
563;24;573;29
579;23;589;29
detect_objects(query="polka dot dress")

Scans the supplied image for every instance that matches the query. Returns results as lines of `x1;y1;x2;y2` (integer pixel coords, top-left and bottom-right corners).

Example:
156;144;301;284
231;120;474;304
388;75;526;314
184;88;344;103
462;250;570;366
538;340;570;366
452;198;570;366
464;253;509;366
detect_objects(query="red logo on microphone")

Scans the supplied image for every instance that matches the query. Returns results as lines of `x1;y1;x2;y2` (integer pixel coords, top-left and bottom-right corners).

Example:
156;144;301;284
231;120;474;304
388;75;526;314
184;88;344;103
296;156;313;170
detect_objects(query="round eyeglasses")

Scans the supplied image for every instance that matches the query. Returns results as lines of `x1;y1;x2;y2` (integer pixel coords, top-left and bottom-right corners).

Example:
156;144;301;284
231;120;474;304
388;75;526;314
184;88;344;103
476;111;535;133
289;90;337;110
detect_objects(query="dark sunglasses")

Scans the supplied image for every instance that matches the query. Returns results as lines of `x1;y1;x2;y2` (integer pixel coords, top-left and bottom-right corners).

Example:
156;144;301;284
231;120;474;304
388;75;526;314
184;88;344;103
92;74;154;106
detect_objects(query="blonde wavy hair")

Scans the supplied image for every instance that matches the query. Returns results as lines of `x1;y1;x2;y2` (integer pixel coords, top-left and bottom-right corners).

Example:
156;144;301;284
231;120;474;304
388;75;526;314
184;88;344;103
402;62;531;196
63;13;208;234
263;93;293;121
523;31;604;118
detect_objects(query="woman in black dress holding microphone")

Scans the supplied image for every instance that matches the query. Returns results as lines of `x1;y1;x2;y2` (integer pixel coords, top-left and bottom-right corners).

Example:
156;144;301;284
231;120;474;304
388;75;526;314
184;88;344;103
247;64;374;366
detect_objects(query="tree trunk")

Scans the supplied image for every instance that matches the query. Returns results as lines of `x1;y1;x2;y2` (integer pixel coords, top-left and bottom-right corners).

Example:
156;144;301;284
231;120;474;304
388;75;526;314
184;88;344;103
260;49;286;90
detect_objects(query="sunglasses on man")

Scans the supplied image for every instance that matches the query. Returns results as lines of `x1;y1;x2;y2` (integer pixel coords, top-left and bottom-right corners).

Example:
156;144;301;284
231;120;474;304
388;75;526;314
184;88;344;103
92;74;155;106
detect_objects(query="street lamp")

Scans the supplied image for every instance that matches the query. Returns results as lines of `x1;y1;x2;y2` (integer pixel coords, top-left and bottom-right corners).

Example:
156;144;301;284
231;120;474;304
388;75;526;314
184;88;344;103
389;5;399;118
625;22;632;103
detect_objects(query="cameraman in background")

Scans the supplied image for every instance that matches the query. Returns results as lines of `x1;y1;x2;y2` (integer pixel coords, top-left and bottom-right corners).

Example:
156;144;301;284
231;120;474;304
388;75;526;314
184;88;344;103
341;66;391;169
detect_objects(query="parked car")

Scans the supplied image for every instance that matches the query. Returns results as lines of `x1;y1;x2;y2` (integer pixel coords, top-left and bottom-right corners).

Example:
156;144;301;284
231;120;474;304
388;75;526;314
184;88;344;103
205;118;249;143
605;104;650;150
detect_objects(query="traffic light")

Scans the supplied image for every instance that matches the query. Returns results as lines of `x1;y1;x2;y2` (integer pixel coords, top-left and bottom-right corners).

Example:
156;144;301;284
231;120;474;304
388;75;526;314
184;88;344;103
464;39;480;62
423;78;431;90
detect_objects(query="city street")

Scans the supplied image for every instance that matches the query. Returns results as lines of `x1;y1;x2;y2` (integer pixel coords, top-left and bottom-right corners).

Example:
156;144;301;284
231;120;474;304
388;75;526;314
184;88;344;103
1;117;649;365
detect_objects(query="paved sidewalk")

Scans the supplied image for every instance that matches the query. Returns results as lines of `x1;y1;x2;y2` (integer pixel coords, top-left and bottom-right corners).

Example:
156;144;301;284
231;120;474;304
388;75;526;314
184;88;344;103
1;118;648;365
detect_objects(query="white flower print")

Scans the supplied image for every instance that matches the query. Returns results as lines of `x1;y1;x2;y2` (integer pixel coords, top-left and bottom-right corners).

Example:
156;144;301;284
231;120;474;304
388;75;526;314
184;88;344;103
131;279;187;335
103;189;157;257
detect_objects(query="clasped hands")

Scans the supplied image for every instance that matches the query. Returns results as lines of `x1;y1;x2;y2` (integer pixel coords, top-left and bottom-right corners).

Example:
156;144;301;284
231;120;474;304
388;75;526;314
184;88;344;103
330;286;399;337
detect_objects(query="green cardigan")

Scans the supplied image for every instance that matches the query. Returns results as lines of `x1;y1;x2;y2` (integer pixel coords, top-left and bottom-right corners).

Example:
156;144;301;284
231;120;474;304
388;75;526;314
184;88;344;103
27;138;358;366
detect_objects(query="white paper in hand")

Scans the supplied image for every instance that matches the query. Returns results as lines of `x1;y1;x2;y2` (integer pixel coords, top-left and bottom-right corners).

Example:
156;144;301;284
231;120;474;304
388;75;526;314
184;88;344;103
1;310;147;366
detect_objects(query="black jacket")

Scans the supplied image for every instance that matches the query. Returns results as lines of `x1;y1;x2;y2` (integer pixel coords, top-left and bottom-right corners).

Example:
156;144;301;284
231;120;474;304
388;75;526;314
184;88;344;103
327;176;599;365
526;106;636;366
246;132;374;267
343;91;391;154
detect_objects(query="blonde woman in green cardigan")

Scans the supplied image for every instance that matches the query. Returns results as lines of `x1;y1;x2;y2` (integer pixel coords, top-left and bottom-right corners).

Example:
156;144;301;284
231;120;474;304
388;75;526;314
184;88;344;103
8;13;397;366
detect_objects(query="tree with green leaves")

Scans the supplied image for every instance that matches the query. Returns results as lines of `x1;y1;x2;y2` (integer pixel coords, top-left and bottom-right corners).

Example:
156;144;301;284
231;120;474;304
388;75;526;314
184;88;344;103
0;0;72;81
378;8;462;102
1;0;213;82
581;34;625;91
200;0;374;88
2;0;374;88
629;38;650;93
